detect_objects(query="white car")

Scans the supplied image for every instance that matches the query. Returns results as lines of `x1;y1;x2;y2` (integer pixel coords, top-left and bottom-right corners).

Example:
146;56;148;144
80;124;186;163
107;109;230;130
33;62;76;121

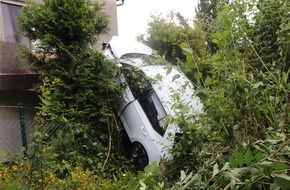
103;36;203;169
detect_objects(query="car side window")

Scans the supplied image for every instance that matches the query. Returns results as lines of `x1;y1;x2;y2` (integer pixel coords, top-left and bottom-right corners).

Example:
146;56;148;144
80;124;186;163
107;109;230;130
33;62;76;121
121;64;168;136
139;91;167;136
121;65;150;99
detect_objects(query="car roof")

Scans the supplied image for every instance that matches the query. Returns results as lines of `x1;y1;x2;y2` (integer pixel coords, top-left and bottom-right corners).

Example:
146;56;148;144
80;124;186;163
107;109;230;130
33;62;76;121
106;36;153;59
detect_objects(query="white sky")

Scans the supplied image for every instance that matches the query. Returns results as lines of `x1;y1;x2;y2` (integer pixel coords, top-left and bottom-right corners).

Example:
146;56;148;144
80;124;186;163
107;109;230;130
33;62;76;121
117;0;199;40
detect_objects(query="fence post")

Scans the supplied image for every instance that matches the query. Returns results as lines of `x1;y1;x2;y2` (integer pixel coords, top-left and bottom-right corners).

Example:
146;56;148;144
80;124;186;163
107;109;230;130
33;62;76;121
18;103;27;157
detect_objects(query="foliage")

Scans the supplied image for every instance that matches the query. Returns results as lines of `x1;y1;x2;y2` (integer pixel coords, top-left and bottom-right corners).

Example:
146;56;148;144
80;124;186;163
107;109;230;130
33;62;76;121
165;0;290;189
138;12;207;65
247;0;290;74
0;152;165;190
196;0;228;54
1;0;289;189
18;0;116;125
17;0;127;180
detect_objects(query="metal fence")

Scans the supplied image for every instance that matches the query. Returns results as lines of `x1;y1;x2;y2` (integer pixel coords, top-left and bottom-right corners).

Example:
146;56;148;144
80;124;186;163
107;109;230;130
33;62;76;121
0;104;37;157
0;104;121;161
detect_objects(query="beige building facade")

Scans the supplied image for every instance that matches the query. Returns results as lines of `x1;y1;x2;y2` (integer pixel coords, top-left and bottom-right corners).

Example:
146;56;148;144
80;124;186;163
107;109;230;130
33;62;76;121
0;0;118;155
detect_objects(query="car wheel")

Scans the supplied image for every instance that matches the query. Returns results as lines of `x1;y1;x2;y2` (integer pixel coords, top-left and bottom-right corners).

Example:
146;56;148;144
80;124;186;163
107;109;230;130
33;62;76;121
131;142;149;170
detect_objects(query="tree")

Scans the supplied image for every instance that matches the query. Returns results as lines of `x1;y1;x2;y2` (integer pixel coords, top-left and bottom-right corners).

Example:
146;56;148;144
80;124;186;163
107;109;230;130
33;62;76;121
165;1;290;188
18;0;121;169
248;0;290;72
196;0;228;54
138;12;207;65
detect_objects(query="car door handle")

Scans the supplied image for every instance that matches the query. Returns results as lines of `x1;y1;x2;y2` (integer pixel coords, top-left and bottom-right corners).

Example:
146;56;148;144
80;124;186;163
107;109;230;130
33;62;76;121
123;93;129;102
141;126;147;136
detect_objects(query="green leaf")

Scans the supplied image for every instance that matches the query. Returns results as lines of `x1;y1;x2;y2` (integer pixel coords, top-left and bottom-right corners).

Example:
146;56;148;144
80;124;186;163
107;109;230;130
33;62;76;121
211;32;222;41
234;151;244;167
144;162;160;176
255;151;264;161
180;42;188;48
259;161;272;175
182;47;193;56
183;172;193;184
184;59;194;70
252;82;263;89
224;19;232;29
273;174;290;190
166;66;173;75
271;162;289;172
204;77;212;86
213;53;222;61
172;74;181;82
194;72;202;80
244;148;254;166
139;180;147;190
0;150;7;157
229;156;237;168
212;39;219;44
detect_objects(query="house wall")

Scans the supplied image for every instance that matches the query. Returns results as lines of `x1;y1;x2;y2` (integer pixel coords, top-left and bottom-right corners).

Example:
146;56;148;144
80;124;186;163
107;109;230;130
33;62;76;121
0;2;2;41
0;0;118;79
96;0;118;49
0;0;118;47
0;0;118;74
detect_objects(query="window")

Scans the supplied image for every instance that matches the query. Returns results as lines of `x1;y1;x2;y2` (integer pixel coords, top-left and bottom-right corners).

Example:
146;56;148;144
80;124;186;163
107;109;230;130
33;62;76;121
121;64;168;136
121;64;151;98
139;91;168;136
1;2;29;48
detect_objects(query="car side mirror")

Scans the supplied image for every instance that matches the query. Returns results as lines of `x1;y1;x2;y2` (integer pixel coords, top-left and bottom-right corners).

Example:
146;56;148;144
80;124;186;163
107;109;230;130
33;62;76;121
116;0;124;6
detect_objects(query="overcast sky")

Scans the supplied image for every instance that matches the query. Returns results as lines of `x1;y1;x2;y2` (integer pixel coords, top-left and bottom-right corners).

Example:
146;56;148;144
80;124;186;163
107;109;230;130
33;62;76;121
116;0;198;40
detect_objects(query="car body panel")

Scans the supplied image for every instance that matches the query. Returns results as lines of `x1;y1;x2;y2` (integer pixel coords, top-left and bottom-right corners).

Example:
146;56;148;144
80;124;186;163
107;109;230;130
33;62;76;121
103;36;153;59
103;36;203;165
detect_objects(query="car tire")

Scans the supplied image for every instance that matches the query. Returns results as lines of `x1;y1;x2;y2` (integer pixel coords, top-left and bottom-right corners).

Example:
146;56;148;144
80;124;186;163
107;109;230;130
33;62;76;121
130;142;149;170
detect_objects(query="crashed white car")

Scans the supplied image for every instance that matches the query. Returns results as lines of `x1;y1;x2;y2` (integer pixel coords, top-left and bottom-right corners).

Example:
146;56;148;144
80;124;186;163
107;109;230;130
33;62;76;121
103;36;203;169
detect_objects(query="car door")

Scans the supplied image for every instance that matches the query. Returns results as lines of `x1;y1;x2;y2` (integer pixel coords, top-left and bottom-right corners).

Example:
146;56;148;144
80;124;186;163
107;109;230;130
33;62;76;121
117;65;151;141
